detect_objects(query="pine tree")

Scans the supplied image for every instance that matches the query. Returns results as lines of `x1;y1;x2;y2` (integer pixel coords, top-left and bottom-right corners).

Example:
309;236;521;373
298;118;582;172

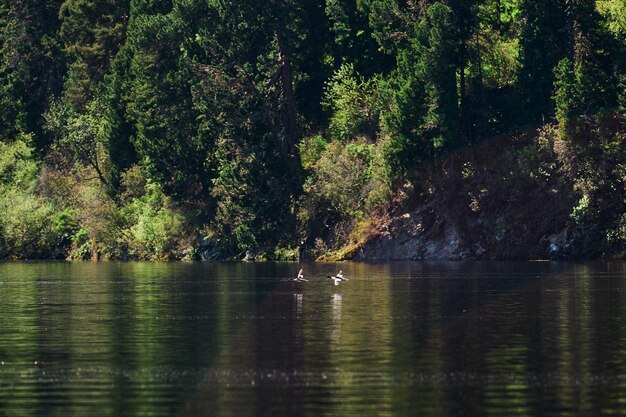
517;0;568;122
58;0;130;110
0;0;64;151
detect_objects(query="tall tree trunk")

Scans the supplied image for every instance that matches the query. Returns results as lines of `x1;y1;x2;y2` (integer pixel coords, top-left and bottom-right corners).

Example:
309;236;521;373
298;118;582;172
459;39;467;145
496;0;501;29
565;0;576;62
276;31;302;195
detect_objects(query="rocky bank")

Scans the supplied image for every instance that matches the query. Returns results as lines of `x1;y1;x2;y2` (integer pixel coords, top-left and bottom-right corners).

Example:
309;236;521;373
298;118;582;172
345;118;625;261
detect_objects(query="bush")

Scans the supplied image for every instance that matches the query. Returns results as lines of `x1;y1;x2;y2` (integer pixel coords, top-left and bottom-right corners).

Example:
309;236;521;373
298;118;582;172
53;208;80;248
71;228;91;260
0;138;65;258
299;134;328;170
313;140;370;217
299;137;391;255
119;169;188;259
0;136;39;191
39;162;191;260
0;189;59;258
273;246;299;261
554;116;626;256
72;179;124;258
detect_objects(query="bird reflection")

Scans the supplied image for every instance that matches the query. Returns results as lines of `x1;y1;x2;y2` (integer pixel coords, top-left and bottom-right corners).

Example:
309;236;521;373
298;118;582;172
294;293;303;318
332;293;342;320
331;293;342;344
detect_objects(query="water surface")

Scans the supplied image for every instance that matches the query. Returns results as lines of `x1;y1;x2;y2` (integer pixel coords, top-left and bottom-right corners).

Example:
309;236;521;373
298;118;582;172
0;261;625;416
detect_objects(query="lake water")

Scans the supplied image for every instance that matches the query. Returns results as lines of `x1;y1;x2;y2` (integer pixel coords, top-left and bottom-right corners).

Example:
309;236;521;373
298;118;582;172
0;261;625;417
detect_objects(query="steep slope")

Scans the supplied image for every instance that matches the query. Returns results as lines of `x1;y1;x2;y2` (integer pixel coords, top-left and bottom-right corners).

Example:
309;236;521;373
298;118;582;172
348;117;625;260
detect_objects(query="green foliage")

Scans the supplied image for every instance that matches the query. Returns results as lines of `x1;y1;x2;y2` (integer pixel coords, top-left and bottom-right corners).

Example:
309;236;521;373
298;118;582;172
415;2;461;152
363;0;419;54
52;208;79;240
375;1;463;177
303;138;390;220
1;0;626;260
476;27;519;89
312;141;370;217
553;116;626;256
376;61;427;177
45;99;114;191
58;0;129;109
298;136;392;258
208;139;297;255
0;189;60;258
516;0;568;121
299;135;329;170
70;227;91;259
71;179;123;258
554;59;581;130
596;0;626;37
48;163;192;260
0;0;65;151
323;63;380;141
0;139;65;258
606;212;626;256
121;181;186;259
325;0;392;75
124;8;206;201
273;246;300;261
0;137;39;190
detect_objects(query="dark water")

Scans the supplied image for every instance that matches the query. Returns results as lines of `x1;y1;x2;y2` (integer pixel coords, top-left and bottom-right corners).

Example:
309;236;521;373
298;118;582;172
1;261;625;417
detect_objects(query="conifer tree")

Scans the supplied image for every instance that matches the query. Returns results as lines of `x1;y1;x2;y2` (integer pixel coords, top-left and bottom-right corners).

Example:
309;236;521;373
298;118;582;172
517;0;568;122
0;0;64;151
58;0;129;110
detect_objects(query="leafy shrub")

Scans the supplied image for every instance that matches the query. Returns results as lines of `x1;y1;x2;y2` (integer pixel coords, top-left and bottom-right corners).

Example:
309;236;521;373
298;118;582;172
72;180;123;258
596;0;626;38
309;140;370;217
554;116;626;256
0;138;65;258
119;164;147;203
0;136;39;190
119;169;188;259
71;228;91;260
273;246;299;261
299;136;391;255
299;134;328;170
53;208;80;249
0;189;59;258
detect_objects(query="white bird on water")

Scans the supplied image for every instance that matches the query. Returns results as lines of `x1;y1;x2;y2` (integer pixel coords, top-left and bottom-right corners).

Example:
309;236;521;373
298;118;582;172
335;270;348;281
326;270;348;286
292;268;307;282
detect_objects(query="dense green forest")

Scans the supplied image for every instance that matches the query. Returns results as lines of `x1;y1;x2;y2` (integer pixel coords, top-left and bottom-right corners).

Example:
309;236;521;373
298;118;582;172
0;0;624;260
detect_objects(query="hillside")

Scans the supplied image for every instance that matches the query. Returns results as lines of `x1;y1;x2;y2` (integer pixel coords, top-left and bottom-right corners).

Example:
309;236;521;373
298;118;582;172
346;116;626;260
0;0;625;260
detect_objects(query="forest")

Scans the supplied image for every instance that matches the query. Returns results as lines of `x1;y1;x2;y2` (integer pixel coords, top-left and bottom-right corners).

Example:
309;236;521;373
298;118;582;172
0;0;624;260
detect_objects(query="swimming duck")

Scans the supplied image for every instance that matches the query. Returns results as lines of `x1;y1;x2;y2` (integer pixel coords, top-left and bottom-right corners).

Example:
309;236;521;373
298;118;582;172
335;270;348;281
292;268;307;282
327;275;341;286
326;270;347;286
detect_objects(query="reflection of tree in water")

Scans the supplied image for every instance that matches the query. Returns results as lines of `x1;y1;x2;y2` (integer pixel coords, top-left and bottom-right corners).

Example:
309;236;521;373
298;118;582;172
386;261;626;417
3;262;626;417
327;265;395;416
181;264;307;417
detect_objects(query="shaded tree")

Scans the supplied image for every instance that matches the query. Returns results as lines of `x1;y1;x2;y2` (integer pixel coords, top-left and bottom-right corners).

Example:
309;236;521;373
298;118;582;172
0;0;64;151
